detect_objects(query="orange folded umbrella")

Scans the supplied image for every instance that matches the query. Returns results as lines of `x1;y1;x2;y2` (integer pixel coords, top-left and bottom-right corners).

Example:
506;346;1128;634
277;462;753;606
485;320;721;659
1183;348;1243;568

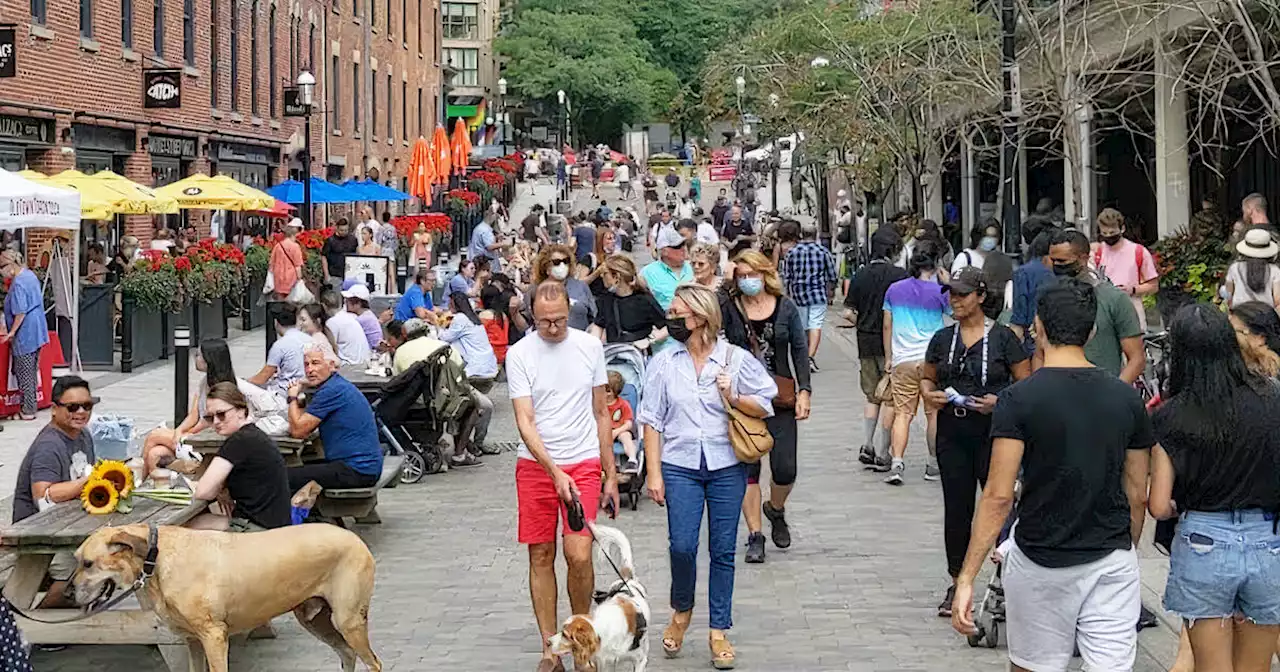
432;125;451;185
451;118;472;175
406;136;435;205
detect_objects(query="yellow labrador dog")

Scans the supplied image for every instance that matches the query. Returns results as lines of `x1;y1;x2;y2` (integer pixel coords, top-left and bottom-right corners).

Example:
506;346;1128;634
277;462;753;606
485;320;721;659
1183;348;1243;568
69;523;381;672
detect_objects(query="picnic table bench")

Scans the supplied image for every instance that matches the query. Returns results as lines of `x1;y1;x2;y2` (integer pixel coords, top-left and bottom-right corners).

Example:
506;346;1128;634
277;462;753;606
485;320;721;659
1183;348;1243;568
183;428;318;467
0;497;210;670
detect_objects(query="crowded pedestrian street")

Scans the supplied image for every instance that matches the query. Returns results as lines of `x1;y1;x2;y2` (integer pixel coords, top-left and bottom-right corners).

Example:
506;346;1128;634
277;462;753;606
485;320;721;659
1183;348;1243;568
19;181;1187;672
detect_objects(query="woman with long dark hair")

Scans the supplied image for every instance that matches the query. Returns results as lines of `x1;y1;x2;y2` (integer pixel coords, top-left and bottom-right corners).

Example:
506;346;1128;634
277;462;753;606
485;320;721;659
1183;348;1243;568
142;338;238;474
1225;229;1280;308
1231;301;1280;378
1150;303;1280;671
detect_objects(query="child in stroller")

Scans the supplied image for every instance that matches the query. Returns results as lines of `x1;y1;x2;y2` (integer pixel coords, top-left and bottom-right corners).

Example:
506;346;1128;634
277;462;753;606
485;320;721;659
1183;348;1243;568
604;343;646;510
606;371;640;474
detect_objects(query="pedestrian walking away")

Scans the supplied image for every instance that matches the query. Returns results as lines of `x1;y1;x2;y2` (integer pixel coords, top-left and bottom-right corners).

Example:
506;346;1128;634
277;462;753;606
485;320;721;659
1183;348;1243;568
881;244;950;484
725;250;811;564
951;279;1153;672
508;282;620;672
919;267;1029;616
846;228;908;471
638;284;777;670
780;222;837;371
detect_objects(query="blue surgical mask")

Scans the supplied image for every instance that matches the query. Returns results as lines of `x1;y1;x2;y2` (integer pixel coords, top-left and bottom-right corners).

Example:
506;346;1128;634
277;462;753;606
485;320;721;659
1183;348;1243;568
979;236;998;252
737;277;765;296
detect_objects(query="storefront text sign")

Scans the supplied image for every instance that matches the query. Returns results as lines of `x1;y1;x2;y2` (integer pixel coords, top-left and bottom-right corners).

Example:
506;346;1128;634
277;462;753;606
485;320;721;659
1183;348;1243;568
0;26;15;79
144;69;182;109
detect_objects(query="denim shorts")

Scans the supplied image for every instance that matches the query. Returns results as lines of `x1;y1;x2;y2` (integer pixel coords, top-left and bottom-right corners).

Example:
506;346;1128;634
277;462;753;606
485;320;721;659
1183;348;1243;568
1163;509;1280;624
799;303;827;331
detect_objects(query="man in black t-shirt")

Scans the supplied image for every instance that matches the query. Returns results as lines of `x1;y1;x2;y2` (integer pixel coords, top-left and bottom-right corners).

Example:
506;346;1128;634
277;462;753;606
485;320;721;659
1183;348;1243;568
845;228;907;468
321;218;358;289
951;279;1153;672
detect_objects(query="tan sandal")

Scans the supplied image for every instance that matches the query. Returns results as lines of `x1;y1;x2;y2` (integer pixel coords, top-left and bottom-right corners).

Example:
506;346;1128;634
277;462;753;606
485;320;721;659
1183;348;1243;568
709;630;736;669
662;610;692;658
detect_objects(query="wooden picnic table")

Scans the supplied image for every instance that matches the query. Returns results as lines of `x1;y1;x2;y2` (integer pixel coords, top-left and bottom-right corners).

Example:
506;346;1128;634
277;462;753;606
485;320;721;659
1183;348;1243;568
0;497;209;669
340;364;395;395
183;428;318;466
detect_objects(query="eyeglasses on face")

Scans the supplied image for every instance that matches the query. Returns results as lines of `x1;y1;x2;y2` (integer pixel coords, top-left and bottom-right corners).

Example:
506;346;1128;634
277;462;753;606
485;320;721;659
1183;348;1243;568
536;317;567;330
55;401;95;413
202;408;236;423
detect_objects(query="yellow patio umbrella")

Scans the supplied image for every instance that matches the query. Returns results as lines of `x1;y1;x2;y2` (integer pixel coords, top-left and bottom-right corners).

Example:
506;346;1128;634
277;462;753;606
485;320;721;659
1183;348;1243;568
451;118;472;175
16;170;45;180
432;125;451;185
46;169;163;217
154;173;275;211
81;170;179;214
406;136;435;205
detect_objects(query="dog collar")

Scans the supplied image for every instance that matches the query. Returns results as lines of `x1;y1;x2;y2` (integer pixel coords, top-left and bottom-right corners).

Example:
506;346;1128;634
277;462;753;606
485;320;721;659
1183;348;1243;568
139;523;160;585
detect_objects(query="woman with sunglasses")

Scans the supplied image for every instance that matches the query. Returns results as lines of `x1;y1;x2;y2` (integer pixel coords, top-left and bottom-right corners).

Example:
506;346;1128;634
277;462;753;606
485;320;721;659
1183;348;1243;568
142;338;240;475
188;382;292;531
918;267;1029;617
690;243;722;290
526;243;597;331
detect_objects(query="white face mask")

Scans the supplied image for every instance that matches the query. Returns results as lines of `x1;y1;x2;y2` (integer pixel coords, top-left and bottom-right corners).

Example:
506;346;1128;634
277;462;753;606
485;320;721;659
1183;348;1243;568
550;264;570;281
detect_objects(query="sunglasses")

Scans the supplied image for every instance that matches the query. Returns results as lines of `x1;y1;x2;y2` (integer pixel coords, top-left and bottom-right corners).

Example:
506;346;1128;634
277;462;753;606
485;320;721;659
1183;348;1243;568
202;408;237;423
550;259;569;266
55;400;97;413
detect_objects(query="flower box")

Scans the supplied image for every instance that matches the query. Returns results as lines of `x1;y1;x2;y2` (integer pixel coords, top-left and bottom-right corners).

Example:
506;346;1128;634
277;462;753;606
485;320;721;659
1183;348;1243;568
120;295;165;373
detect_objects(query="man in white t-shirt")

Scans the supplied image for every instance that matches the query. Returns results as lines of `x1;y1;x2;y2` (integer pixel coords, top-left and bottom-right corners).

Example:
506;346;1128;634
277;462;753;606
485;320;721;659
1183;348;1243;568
508;282;619;672
319;289;371;365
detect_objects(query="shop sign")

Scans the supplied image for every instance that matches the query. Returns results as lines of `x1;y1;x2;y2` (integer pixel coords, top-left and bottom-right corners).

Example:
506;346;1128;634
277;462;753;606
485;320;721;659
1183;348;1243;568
215;142;276;165
0;26;15;79
283;88;308;117
148;134;197;158
143;69;182;109
0;115;50;144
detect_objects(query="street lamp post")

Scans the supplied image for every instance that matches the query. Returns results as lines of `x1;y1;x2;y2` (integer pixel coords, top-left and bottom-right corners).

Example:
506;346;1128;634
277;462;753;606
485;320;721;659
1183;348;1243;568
297;70;316;229
557;89;568;202
498;77;509;155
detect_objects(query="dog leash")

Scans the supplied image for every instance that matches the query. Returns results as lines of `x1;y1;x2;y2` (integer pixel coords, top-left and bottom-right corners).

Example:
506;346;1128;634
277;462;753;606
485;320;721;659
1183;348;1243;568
567;494;631;598
9;524;159;625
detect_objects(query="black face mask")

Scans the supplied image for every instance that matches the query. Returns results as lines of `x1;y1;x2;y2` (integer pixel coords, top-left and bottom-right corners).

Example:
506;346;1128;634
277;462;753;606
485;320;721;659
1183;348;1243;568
1101;234;1123;246
667;317;693;343
1052;261;1081;277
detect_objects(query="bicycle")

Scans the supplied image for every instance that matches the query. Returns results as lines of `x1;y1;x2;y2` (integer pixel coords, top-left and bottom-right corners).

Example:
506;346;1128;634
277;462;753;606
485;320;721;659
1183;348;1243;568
1136;330;1169;408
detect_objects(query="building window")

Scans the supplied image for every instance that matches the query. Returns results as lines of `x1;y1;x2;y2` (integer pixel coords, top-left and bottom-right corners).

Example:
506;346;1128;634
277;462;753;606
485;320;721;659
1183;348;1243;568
370;0;375;25
417;0;423;53
387;73;393;141
402;81;408;140
251;1;260;115
122;0;132;48
31;0;46;25
309;24;316;72
183;0;195;65
230;1;239;111
417;87;423;137
402;0;407;44
289;17;297;79
211;0;219;107
330;54;341;127
153;0;165;57
444;48;478;86
386;0;392;35
269;7;278;116
442;3;478;40
353;63;361;132
371;70;378;137
80;0;93;39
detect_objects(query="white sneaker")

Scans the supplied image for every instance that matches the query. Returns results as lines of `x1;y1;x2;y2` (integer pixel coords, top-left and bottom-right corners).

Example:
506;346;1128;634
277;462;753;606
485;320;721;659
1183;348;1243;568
884;462;905;486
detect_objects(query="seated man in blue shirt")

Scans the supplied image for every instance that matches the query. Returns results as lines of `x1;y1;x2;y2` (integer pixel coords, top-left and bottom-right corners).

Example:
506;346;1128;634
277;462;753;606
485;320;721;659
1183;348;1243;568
285;347;384;490
394;269;440;322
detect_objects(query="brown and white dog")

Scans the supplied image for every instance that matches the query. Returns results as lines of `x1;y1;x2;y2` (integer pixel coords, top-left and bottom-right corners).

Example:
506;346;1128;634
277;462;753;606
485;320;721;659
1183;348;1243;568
68;523;381;672
549;524;650;672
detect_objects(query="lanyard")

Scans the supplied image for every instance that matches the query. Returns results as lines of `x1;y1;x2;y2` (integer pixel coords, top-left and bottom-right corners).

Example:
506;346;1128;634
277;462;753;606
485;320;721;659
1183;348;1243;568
948;319;993;387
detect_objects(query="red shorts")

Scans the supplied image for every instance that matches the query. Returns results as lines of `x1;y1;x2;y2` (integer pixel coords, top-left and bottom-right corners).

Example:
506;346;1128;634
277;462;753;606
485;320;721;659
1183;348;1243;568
516;458;601;545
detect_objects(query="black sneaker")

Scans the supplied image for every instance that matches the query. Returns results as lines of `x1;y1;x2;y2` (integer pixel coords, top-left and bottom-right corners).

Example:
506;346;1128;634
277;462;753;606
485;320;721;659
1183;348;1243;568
869;455;892;472
449;453;483;468
763;502;791;549
857;445;876;465
745;532;766;563
809;356;820;373
937;584;956;617
1137;604;1158;630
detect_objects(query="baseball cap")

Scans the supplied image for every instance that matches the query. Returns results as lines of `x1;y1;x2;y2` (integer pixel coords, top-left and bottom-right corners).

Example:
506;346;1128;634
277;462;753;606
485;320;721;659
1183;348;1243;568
656;227;687;250
341;283;372;302
943;266;987;295
340;277;360;291
285;217;303;229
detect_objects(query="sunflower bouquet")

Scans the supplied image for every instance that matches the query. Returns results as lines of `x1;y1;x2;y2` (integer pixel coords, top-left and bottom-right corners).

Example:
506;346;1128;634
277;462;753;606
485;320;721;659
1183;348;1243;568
80;460;192;515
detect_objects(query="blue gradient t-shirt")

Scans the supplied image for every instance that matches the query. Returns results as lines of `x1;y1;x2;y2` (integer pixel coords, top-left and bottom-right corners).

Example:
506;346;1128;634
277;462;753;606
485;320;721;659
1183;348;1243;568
883;277;950;366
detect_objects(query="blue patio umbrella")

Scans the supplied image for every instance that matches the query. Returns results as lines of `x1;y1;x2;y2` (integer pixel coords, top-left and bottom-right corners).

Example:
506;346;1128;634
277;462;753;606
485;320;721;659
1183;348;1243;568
266;177;361;204
344;179;410;202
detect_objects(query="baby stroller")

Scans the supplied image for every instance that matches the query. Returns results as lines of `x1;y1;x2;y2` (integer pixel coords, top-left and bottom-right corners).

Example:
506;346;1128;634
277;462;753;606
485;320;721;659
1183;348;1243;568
968;480;1021;649
373;350;457;484
605;343;646;511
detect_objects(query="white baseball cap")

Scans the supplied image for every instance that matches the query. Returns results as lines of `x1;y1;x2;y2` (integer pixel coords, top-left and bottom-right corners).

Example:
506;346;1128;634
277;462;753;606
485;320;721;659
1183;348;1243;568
656;227;688;250
285;217;303;229
341;283;371;301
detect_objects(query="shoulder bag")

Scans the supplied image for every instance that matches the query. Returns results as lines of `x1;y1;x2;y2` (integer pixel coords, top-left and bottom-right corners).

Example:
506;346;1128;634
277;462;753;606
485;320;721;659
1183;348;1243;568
721;347;774;463
735;296;796;408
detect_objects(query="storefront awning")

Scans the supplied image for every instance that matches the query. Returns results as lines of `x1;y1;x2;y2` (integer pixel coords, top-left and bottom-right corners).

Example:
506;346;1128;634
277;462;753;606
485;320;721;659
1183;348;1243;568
447;104;479;118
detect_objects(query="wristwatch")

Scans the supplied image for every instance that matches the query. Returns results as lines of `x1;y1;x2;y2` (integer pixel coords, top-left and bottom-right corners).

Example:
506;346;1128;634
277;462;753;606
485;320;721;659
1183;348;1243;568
287;395;298;405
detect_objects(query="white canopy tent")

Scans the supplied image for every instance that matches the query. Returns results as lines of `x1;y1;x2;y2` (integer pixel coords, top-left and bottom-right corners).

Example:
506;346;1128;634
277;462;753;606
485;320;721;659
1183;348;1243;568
0;169;83;371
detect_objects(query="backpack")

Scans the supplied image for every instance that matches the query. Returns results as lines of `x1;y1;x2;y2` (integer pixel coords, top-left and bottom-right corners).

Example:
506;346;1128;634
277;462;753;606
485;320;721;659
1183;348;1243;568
430;346;474;421
1092;243;1148;283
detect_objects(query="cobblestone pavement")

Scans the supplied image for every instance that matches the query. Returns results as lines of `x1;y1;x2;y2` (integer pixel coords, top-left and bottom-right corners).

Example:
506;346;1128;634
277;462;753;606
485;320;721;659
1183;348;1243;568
29;178;1188;671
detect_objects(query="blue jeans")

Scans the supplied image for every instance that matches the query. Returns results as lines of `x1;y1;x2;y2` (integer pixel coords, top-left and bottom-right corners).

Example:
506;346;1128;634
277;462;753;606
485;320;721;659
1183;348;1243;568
1164;509;1280;624
663;457;747;631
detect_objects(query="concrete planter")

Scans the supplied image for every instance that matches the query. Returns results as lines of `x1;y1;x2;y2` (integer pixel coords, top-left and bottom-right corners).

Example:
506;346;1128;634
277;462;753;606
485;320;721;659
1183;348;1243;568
242;276;267;331
121;296;165;373
78;284;115;370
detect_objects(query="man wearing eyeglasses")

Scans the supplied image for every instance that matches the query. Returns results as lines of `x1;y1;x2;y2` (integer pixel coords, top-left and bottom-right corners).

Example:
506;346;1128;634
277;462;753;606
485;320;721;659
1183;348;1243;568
12;375;97;607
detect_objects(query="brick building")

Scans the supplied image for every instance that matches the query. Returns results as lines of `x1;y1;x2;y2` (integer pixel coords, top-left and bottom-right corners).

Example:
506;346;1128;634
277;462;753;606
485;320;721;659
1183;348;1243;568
0;0;441;248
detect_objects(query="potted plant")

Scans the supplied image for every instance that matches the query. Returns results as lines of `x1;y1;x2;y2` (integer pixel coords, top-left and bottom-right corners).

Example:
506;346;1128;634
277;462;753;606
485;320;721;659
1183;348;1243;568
243;239;271;330
1151;229;1231;326
181;240;244;342
120;251;185;371
297;226;332;287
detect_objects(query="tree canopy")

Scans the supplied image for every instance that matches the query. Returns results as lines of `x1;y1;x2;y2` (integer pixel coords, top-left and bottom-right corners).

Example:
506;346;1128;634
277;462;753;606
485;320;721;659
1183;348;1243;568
497;0;774;143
